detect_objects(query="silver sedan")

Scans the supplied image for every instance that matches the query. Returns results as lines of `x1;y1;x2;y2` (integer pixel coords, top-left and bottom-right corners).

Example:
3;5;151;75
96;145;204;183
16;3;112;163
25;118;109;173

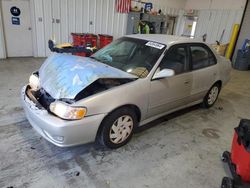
21;34;231;148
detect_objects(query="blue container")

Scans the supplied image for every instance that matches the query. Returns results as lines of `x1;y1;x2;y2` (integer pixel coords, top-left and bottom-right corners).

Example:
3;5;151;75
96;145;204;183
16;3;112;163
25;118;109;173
234;49;249;71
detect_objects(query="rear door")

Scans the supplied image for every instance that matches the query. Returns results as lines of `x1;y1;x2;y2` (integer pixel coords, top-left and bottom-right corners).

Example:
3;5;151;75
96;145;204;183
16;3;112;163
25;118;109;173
147;44;192;118
188;43;218;101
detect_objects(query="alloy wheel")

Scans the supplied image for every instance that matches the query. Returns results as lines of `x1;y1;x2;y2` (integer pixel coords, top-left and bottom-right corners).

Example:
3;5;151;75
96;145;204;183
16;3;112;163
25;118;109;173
207;86;219;105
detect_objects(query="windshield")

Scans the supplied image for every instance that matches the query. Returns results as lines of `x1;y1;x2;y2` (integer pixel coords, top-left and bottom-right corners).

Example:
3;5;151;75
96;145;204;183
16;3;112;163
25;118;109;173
91;37;166;78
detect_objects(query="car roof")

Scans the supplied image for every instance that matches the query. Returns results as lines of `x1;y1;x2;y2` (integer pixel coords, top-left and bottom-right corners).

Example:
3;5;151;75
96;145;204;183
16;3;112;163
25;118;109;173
125;34;204;47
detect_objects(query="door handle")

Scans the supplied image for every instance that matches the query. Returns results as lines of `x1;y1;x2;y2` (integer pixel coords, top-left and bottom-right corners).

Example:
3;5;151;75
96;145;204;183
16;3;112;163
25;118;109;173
184;80;190;85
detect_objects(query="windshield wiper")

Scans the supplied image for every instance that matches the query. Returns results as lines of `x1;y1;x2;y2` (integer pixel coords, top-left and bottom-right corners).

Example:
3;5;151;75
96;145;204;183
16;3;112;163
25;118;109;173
90;56;109;66
89;56;98;61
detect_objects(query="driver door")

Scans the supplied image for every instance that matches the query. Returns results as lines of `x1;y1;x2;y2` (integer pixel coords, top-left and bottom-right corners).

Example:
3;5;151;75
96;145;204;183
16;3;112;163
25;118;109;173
147;44;193;118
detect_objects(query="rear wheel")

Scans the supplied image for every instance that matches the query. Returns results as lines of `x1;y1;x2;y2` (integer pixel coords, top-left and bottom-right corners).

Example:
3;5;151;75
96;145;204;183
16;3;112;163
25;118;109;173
202;83;221;108
99;107;138;149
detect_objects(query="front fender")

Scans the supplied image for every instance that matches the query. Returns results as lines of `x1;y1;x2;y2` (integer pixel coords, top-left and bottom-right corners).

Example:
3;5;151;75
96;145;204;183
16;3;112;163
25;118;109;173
74;79;150;121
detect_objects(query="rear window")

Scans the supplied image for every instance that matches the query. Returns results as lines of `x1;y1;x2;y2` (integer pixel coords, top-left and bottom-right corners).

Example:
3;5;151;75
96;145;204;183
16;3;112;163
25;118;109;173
190;45;216;70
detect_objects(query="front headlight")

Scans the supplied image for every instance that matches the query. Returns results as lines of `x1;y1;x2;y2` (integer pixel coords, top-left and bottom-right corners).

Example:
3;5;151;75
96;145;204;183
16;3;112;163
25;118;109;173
29;73;40;90
49;101;87;120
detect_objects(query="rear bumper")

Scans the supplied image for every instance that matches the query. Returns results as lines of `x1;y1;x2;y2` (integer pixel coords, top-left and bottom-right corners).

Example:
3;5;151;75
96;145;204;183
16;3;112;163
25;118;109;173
21;85;105;147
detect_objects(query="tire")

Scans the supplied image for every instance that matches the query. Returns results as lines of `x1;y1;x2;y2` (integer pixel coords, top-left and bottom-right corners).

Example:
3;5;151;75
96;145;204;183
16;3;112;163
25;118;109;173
98;107;138;149
221;177;234;188
202;83;221;108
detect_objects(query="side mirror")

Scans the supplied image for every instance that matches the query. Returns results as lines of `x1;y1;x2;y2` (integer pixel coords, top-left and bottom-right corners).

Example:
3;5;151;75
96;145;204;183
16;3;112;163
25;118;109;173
153;69;175;80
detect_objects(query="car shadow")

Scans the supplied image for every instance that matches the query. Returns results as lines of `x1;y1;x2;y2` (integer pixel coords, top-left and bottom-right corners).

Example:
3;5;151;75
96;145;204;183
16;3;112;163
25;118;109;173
58;104;201;152
69;104;201;151
13;104;201;156
135;104;200;133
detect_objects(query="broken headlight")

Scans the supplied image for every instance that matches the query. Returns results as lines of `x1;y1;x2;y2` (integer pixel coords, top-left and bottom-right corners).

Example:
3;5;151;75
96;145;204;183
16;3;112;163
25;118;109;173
49;101;87;120
29;72;40;90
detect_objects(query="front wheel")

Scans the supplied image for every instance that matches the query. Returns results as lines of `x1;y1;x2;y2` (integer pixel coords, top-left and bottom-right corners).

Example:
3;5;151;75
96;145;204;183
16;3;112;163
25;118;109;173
98;107;138;149
202;83;221;108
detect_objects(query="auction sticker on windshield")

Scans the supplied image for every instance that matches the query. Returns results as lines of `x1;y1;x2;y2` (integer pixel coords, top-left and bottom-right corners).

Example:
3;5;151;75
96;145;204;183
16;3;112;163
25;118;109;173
145;41;165;49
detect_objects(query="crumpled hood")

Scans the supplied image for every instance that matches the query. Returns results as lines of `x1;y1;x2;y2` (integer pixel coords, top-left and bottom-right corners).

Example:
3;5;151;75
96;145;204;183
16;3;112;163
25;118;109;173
39;54;137;99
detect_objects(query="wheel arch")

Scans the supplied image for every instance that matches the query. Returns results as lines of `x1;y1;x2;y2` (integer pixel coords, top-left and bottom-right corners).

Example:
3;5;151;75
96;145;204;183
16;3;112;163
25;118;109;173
202;80;222;108
214;80;222;88
95;104;141;141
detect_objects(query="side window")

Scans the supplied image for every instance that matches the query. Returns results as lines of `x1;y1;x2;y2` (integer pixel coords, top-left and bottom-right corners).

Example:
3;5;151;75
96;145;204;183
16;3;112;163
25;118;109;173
190;45;216;70
159;46;188;75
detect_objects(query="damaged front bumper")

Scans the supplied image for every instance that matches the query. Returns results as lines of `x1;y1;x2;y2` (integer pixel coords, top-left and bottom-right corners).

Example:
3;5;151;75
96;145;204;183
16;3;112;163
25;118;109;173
21;85;105;147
